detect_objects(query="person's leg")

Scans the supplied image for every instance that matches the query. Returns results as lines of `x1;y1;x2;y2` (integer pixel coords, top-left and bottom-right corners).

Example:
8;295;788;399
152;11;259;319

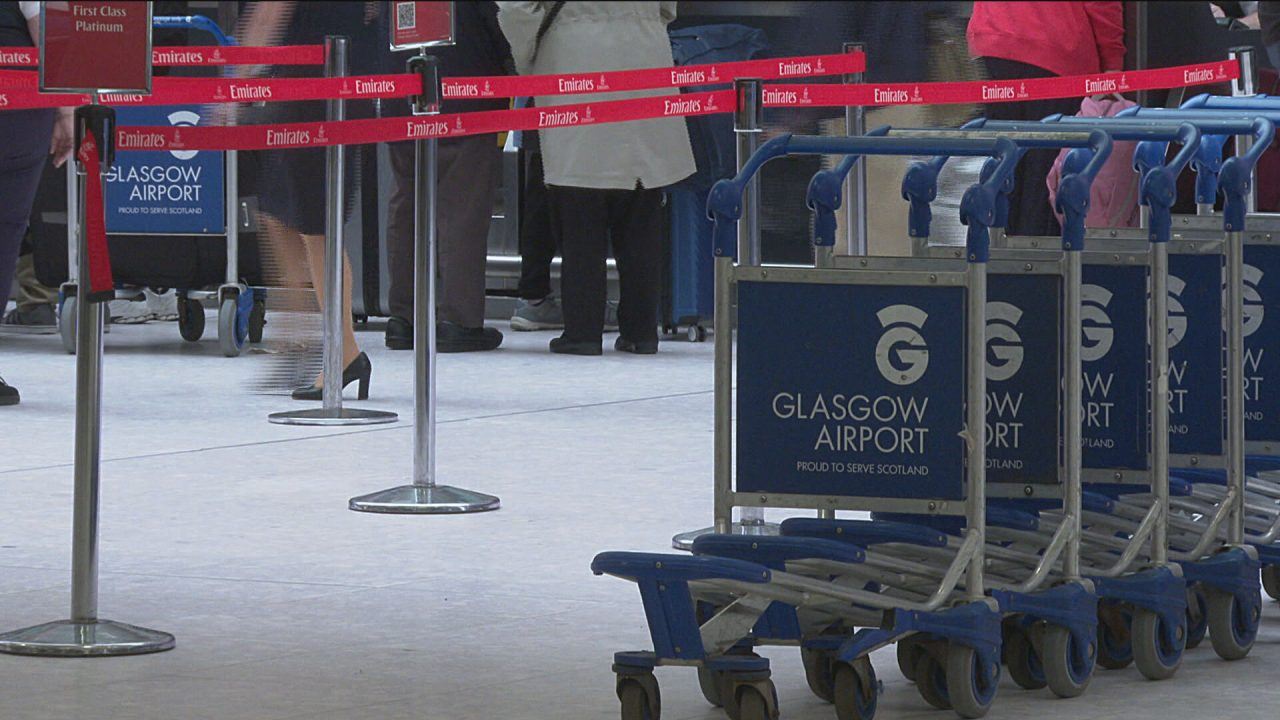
384;141;416;348
548;185;608;352
299;233;361;373
435;135;504;351
517;150;557;300
609;187;663;351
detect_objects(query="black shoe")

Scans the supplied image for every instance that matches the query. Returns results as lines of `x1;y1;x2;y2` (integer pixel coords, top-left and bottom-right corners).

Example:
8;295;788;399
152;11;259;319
0;375;19;406
292;352;372;400
385;316;413;350
438;321;502;353
549;336;602;356
615;336;659;355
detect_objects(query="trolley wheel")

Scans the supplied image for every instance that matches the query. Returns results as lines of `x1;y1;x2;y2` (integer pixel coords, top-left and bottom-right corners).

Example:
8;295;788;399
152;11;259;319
801;647;836;703
1096;605;1133;670
248;297;266;344
1206;587;1260;661
1041;624;1093;699
1004;627;1046;691
1262;565;1280;601
897;638;925;682
618;676;660;720
177;296;205;342
685;325;707;342
913;650;951;710
945;644;999;719
1131;608;1184;680
734;684;776;720
1185;584;1208;650
59;296;77;354
218;296;246;357
833;658;877;720
696;666;725;707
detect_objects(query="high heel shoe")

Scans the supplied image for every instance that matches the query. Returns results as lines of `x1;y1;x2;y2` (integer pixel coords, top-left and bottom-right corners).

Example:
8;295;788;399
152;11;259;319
291;352;372;400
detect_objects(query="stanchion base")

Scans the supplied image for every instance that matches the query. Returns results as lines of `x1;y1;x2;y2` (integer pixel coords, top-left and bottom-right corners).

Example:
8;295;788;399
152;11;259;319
0;619;175;657
671;521;782;551
348;484;501;514
268;407;399;426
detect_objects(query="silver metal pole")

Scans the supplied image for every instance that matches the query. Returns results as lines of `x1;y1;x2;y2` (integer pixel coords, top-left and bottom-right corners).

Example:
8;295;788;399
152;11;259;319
1151;242;1170;564
843;41;867;256
1231;48;1258;214
269;37;397;427
224;150;239;286
349;52;498;514
1063;250;1083;580
672;78;777;548
1225;231;1246;544
966;258;987;599
0;106;174;657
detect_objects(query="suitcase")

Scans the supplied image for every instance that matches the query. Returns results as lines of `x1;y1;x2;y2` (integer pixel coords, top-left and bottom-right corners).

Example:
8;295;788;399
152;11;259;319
662;25;769;341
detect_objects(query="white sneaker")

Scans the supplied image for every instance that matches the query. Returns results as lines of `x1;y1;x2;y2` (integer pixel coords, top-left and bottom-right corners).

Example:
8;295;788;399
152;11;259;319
510;296;564;331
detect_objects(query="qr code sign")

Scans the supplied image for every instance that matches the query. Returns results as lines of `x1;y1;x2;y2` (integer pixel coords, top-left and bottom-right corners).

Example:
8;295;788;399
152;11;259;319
396;2;416;31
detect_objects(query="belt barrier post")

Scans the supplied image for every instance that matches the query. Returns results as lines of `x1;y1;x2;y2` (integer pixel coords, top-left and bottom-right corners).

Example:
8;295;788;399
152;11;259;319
269;36;398;426
0;103;175;657
843;41;867;257
348;53;500;514
1231;47;1258;214
671;78;778;549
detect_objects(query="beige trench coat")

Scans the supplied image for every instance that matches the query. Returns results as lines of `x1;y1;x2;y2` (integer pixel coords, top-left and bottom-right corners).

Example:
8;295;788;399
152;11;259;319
497;1;696;190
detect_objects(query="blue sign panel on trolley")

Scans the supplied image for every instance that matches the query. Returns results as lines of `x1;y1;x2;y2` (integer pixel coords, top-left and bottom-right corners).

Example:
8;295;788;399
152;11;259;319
103;105;225;235
1167;253;1225;456
986;274;1061;485
1244;245;1280;442
735;280;967;500
1080;264;1149;470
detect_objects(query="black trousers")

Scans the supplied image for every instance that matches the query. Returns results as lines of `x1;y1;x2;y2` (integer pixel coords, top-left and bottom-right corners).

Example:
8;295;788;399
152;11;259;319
0;109;53;306
517;150;558;300
548;185;663;344
980;58;1083;237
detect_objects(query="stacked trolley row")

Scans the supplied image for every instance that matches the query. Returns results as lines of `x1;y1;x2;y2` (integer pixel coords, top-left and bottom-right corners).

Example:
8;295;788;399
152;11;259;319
591;55;1280;720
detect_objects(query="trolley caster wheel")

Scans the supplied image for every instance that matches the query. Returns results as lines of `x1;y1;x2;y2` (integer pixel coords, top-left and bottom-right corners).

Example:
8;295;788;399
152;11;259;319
1185;584;1208;650
833;657;877;720
248;297;266;344
617;673;660;720
913;649;951;710
177;295;205;342
687;325;707;342
897;638;925;682
59;296;77;354
1004;626;1046;691
945;644;999;719
696;666;726;708
801;647;836;703
1206;587;1260;661
218;296;247;357
1041;625;1094;699
1131;608;1184;680
730;682;778;720
1262;565;1280;601
1096;604;1133;670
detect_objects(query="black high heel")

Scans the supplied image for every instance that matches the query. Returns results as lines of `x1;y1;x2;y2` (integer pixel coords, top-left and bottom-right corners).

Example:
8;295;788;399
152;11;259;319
292;352;372;401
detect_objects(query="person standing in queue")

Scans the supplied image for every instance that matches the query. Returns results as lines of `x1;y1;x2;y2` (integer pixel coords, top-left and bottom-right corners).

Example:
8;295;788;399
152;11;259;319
233;1;383;400
0;1;75;405
383;1;513;353
967;1;1125;237
498;1;695;355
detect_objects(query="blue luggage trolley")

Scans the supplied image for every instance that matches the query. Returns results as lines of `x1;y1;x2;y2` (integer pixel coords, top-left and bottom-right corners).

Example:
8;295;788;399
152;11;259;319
595;131;1026;720
59;15;262;357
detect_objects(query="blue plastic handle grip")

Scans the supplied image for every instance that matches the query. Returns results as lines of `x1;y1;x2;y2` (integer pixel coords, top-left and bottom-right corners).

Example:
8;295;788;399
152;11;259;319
1182;94;1280;111
152;15;236;46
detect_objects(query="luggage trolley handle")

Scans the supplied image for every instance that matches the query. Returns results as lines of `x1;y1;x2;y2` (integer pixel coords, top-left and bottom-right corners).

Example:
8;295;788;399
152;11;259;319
152;15;237;46
708;132;1021;259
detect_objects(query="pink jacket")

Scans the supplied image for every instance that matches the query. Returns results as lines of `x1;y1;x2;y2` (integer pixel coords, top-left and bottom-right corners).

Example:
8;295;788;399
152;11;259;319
1046;96;1141;229
968;1;1125;77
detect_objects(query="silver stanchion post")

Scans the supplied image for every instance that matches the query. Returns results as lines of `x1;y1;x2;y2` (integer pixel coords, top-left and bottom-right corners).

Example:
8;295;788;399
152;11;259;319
270;36;398;426
843;41;867;256
672;79;778;549
0;104;174;657
348;53;500;514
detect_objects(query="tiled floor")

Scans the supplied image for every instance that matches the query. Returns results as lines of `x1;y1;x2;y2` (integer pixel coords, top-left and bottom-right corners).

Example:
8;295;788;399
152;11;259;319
1;318;1278;719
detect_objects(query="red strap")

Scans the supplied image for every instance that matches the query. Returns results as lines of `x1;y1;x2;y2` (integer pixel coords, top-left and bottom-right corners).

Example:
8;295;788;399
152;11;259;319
76;131;115;303
0;45;326;68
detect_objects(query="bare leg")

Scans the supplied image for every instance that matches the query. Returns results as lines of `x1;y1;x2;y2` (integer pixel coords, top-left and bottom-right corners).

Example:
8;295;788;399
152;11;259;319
300;232;361;376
